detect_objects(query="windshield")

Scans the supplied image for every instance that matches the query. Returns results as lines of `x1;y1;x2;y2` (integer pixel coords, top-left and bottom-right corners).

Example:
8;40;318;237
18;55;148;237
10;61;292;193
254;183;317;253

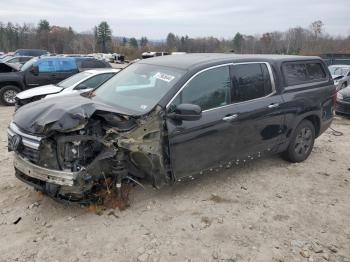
93;63;185;114
57;71;92;88
20;57;38;72
329;66;350;76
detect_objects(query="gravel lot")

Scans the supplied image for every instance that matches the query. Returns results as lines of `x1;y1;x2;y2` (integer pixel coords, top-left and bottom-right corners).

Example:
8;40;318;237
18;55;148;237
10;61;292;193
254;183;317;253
0;105;349;262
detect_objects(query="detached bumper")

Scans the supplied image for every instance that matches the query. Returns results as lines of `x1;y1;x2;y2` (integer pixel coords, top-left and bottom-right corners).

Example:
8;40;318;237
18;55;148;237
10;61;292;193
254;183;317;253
14;154;80;187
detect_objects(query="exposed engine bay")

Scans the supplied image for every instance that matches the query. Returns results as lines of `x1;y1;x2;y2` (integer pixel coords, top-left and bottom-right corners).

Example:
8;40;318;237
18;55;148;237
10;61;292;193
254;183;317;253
9;101;171;205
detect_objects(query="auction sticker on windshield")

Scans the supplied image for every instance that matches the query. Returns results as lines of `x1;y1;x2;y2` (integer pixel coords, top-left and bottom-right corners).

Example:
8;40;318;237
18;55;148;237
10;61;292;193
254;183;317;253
154;72;175;83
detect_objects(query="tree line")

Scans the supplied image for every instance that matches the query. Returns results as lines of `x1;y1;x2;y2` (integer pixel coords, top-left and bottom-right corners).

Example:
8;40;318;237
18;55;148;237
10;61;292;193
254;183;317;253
0;20;349;59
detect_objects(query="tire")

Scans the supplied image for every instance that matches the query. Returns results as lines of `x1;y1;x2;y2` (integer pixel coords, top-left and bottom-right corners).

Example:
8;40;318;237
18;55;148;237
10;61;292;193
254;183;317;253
0;85;21;106
283;120;315;163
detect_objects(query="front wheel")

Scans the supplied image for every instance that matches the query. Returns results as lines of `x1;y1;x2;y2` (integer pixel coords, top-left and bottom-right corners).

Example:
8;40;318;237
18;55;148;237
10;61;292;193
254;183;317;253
283;120;315;163
0;85;21;106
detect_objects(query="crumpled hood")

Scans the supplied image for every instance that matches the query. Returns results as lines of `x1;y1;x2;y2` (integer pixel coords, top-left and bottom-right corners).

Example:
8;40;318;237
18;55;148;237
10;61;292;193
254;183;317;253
0;62;19;73
13;94;133;135
16;84;63;100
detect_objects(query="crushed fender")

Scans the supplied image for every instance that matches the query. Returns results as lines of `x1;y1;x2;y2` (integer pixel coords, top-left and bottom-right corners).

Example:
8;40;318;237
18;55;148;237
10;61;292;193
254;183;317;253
10;95;170;206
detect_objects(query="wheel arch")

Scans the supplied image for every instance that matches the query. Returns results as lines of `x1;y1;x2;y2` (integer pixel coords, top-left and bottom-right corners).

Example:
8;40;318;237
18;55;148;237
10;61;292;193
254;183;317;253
303;115;320;137
0;81;23;90
286;113;321;141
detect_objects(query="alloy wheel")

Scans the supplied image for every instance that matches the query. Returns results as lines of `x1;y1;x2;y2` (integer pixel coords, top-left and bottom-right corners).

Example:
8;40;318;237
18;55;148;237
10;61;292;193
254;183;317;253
294;127;313;156
3;89;17;104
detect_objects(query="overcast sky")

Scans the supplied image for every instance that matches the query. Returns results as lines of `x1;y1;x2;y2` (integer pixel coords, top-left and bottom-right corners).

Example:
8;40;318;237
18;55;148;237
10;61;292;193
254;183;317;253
0;0;349;39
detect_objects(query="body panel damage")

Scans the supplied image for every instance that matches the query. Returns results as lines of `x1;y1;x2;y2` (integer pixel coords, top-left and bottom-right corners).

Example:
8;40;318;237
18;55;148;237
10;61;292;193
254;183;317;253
13;94;137;135
0;62;20;73
9;95;169;203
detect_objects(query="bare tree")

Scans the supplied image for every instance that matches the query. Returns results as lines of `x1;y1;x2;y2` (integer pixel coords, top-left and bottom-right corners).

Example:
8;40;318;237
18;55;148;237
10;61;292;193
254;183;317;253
310;20;324;39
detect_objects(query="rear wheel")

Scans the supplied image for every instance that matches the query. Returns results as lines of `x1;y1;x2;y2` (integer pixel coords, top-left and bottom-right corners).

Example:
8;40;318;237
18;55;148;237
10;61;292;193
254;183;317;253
283;120;315;163
0;85;21;106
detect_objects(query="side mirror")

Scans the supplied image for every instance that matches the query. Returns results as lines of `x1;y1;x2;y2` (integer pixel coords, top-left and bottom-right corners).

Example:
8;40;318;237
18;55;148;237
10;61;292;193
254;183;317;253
167;104;202;121
30;65;39;75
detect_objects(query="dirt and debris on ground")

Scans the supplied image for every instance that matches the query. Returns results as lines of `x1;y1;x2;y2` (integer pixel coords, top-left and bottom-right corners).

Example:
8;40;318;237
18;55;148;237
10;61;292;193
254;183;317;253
0;105;349;262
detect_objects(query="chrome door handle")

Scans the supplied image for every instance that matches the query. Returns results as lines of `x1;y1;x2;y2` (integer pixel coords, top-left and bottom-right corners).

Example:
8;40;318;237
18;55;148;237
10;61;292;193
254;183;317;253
268;103;280;109
174;127;186;134
222;114;238;122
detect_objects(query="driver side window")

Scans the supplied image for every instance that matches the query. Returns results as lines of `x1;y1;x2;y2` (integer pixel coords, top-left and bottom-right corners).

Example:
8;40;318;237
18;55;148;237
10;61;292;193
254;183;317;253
170;66;231;111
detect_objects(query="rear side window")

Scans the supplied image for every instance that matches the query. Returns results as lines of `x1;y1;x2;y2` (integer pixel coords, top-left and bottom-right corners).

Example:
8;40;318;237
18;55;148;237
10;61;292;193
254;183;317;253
171;66;231;111
231;63;273;103
283;62;327;85
55;59;77;72
306;63;326;80
283;63;308;85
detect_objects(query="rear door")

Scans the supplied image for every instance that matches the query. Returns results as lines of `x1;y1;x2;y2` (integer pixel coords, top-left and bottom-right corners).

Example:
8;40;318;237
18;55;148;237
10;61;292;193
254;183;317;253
53;58;79;82
228;63;284;158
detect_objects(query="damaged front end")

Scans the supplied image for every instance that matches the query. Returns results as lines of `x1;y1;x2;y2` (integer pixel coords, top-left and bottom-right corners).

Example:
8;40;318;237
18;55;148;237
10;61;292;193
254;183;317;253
8;97;171;204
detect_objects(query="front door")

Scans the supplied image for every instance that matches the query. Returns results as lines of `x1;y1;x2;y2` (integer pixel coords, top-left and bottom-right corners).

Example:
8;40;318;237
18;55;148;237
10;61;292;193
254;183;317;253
167;65;240;179
25;59;57;88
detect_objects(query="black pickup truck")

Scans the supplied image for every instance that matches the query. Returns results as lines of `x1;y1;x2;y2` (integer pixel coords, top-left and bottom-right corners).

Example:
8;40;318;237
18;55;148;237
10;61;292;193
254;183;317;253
8;54;335;203
0;56;111;105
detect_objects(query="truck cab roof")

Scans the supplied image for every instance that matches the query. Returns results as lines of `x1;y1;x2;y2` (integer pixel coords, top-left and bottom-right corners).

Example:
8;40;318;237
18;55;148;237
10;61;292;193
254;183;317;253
138;53;322;71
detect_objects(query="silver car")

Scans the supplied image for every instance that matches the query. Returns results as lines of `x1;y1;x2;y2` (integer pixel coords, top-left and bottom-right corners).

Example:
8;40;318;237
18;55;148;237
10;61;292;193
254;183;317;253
328;65;350;91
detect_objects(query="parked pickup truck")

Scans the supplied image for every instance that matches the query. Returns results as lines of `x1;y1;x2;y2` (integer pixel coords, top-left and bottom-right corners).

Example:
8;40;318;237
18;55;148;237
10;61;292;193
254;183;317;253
0;56;111;106
8;54;335;203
